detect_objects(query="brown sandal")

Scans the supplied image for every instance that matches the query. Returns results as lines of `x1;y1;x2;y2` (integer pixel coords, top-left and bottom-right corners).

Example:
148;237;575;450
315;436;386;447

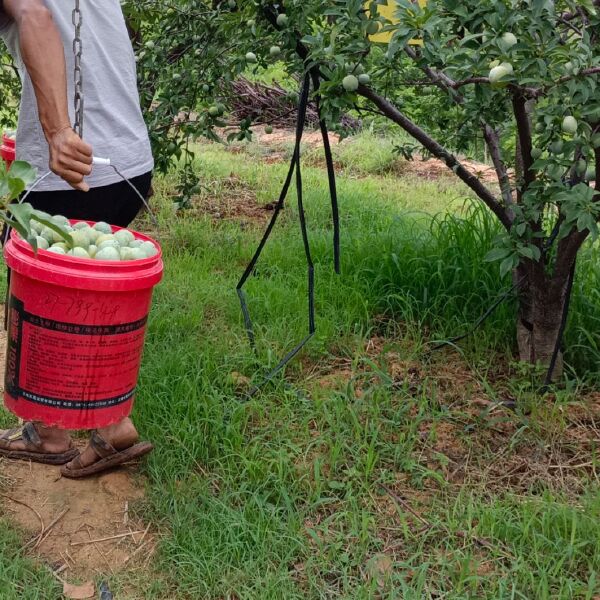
0;422;79;465
60;430;153;479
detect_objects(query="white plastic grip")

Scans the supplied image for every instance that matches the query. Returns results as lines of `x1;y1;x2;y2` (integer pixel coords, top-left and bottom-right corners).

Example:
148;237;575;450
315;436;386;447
92;156;111;166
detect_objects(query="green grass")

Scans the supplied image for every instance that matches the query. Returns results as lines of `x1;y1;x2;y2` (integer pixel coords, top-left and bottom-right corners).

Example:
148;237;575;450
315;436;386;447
0;521;61;598
2;137;600;598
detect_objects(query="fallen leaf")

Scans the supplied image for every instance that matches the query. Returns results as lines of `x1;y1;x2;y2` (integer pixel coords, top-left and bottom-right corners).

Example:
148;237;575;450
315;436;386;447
230;371;250;388
366;553;393;587
63;581;95;599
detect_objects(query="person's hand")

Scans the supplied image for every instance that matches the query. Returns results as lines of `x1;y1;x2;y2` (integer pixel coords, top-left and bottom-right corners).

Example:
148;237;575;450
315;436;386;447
48;126;93;192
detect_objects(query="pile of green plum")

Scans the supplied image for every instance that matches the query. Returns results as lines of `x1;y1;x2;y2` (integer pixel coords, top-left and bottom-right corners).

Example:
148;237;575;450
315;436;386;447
30;215;158;261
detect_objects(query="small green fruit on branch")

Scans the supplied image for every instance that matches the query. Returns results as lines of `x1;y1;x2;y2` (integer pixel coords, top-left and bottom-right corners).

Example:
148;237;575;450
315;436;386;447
342;75;359;92
501;32;518;48
562;116;578;135
489;64;512;86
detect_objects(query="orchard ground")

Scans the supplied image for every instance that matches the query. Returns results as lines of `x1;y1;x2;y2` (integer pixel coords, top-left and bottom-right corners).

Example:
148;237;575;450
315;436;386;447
1;130;600;599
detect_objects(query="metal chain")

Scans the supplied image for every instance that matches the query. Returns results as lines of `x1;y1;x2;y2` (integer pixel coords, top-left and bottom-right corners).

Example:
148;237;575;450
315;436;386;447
72;0;84;138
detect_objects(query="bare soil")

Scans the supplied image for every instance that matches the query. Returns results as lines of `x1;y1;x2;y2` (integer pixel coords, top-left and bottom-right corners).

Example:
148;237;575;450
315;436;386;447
397;155;508;187
192;172;274;225
0;324;155;588
252;127;340;149
250;127;506;187
195;128;507;226
1;461;154;582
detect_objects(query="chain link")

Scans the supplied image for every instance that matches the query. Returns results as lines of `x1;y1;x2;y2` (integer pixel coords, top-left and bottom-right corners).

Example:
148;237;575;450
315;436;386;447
72;0;84;138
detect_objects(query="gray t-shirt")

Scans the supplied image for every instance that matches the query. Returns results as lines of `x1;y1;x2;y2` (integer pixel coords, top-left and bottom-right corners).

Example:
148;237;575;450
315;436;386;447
0;0;153;191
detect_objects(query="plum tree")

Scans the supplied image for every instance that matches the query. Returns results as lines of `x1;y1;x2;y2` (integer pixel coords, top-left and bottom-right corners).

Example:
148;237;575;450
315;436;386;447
1;0;599;379
223;0;599;378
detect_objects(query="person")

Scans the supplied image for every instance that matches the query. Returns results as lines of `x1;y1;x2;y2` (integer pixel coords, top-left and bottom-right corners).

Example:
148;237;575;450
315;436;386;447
0;0;155;477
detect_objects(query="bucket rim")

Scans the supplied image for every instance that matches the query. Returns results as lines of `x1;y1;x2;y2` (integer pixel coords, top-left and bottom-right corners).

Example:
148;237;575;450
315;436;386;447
5;220;164;292
10;220;162;267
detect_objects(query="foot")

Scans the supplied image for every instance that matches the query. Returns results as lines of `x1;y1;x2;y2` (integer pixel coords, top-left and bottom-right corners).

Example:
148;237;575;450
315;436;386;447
64;417;139;471
0;422;72;454
0;422;78;465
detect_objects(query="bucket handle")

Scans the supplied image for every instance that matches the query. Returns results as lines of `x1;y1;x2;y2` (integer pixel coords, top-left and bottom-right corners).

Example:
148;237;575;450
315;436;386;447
18;159;159;229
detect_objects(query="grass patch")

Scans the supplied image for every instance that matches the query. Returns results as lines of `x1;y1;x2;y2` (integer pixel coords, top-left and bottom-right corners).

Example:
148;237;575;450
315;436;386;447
1;135;600;598
0;521;60;598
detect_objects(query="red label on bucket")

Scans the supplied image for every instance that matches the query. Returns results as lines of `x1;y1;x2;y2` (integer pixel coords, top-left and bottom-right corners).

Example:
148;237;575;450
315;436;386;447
7;293;146;400
5;293;148;429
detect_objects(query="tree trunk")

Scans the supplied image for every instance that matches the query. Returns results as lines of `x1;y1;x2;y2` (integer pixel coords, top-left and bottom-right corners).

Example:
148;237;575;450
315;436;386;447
516;265;571;379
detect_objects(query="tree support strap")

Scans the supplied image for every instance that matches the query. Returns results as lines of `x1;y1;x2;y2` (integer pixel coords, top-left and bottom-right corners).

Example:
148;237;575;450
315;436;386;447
542;260;576;390
236;72;341;397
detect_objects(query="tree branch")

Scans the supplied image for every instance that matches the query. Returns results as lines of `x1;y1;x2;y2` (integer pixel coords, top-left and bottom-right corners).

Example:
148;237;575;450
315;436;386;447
483;124;514;214
403;46;463;101
554;66;600;87
512;93;535;198
403;45;515;224
358;85;512;230
558;16;583;36
554;231;587;281
450;67;600;98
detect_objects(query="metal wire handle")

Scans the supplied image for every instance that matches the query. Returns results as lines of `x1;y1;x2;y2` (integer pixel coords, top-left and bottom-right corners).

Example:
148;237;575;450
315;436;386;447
18;161;159;229
72;0;84;138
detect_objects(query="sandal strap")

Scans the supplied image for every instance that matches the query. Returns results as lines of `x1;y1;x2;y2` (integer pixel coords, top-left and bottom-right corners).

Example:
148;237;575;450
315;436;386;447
66;455;84;471
0;422;42;450
90;431;118;460
21;422;42;448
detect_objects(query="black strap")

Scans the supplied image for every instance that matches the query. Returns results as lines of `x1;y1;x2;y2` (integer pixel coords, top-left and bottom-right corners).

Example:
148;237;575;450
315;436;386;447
430;277;524;351
237;68;342;396
90;430;118;459
21;422;42;448
311;70;340;274
542;259;576;389
237;74;314;396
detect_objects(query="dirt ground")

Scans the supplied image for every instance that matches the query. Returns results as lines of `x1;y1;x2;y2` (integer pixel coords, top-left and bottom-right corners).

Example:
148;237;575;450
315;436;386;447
251;127;508;187
199;127;507;228
0;326;154;593
306;332;600;501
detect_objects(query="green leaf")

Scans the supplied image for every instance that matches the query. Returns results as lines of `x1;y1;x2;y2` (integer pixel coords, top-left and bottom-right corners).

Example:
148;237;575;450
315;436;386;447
0;178;10;199
30;212;74;247
515;222;527;236
7;178;25;201
500;255;516;277
517;245;540;261
8;161;37;185
8;202;33;240
6;219;30;245
484;247;511;262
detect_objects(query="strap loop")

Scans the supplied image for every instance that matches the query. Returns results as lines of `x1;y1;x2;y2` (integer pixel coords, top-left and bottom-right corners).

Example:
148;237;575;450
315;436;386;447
237;70;342;397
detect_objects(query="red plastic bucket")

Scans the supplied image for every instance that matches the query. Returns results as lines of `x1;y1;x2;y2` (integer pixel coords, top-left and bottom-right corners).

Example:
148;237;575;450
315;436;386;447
3;223;163;429
1;132;16;169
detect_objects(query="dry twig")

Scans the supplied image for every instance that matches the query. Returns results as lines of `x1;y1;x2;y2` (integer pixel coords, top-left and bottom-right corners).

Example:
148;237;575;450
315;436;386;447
70;530;145;547
1;493;45;547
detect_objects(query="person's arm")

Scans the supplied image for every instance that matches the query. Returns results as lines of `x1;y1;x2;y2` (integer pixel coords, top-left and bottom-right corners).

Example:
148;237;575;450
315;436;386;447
2;0;92;191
